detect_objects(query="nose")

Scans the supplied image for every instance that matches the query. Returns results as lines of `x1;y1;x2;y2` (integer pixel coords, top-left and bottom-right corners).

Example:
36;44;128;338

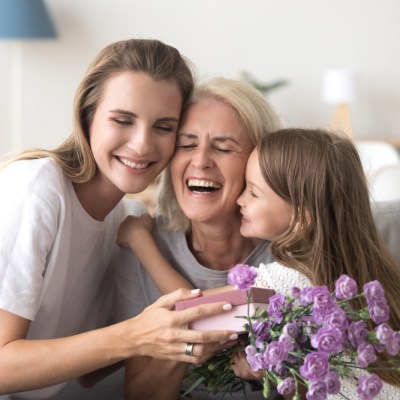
237;190;245;207
191;146;213;169
128;124;154;156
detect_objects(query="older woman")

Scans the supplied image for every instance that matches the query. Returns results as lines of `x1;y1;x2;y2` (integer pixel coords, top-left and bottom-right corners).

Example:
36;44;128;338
115;77;281;399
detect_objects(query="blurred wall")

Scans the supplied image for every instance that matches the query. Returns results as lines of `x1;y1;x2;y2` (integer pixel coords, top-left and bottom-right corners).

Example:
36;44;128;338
0;0;399;155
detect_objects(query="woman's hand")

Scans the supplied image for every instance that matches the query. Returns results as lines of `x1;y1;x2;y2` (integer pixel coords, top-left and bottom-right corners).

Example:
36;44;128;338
120;288;239;364
231;350;264;380
117;214;153;248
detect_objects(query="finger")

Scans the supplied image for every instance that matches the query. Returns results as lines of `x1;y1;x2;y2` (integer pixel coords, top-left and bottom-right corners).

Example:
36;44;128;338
153;288;203;310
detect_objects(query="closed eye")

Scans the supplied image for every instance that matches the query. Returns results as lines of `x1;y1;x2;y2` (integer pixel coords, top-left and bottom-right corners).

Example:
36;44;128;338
111;117;132;126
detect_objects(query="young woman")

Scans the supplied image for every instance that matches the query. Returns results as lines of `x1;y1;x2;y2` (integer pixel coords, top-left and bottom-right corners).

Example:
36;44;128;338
232;128;400;399
0;39;238;399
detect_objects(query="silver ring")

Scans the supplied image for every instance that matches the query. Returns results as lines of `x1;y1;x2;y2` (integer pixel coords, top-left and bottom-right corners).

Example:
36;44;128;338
184;343;195;356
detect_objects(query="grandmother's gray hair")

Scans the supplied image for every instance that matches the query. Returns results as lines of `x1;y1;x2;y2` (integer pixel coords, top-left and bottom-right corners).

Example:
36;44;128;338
156;76;281;232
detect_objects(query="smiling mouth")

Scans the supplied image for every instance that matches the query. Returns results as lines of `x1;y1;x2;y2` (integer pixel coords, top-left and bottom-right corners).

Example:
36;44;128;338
187;179;222;193
119;157;150;170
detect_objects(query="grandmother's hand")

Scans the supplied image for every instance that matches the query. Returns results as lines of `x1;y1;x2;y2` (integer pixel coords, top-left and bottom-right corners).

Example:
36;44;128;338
117;214;153;248
122;288;239;364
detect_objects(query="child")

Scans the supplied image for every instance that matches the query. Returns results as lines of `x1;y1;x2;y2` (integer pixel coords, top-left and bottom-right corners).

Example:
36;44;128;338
232;128;400;398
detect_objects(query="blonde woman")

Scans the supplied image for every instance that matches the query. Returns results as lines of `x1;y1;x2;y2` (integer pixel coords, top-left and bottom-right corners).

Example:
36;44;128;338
0;39;238;399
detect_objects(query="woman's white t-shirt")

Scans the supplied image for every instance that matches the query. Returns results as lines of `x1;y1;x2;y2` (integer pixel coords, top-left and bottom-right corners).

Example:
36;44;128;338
0;157;140;399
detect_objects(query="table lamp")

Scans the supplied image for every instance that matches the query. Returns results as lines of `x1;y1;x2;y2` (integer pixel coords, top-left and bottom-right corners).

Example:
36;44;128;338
0;0;57;151
322;68;355;138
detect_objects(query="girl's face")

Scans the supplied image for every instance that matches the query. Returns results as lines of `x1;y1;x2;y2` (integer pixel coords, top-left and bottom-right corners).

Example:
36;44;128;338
237;149;294;240
89;71;182;195
171;99;254;224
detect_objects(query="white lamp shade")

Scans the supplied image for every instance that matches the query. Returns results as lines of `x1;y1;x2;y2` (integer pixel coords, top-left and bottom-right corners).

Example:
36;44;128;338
322;68;355;104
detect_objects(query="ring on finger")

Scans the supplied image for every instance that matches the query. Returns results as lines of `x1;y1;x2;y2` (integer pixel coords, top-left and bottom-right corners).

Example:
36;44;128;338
184;342;195;356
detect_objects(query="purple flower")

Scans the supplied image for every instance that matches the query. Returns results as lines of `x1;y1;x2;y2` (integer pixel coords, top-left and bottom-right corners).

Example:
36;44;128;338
357;342;377;368
368;301;390;324
227;263;257;290
262;341;289;366
277;377;295;396
300;287;314;305
363;281;386;305
252;320;271;347
306;381;328;400
311;325;344;354
335;274;358;299
385;331;400;356
324;371;341;395
272;363;288;378
267;293;287;323
300;352;330;381
291;286;302;299
245;345;263;371
283;321;299;338
311;286;337;323
356;374;383;400
279;334;294;352
347;320;369;348
325;308;349;331
375;323;394;345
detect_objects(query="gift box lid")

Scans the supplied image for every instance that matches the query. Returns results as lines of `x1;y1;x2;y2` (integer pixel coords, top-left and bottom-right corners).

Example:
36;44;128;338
175;287;274;311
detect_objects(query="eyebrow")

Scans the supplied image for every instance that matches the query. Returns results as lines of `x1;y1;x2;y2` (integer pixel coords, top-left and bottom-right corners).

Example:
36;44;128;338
177;132;241;144
110;108;179;123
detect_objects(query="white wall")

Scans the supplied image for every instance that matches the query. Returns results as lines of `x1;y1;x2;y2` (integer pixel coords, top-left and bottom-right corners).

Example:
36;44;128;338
1;0;399;155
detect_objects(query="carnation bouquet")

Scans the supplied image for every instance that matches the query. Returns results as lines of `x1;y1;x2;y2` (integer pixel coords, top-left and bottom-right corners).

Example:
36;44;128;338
184;264;400;400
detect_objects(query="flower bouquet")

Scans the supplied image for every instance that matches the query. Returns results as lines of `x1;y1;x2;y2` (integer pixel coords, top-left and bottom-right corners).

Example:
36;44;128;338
184;264;400;399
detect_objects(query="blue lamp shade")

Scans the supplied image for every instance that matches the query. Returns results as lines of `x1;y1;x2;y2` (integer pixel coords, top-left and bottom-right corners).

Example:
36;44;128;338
0;0;57;39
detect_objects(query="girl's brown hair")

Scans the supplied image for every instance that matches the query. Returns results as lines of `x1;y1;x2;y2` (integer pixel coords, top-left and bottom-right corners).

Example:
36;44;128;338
1;39;194;182
258;128;400;386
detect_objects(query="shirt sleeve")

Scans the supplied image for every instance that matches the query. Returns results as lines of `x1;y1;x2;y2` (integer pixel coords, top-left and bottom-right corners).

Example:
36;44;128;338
0;182;58;320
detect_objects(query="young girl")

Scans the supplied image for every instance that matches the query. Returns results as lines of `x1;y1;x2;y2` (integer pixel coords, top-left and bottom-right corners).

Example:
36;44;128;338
232;128;400;398
0;38;237;399
122;128;400;398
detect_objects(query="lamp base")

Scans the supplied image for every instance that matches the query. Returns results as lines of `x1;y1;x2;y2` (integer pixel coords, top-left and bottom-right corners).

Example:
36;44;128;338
330;103;353;139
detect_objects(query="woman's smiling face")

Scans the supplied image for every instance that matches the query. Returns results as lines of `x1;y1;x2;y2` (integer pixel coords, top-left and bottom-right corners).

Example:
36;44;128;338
89;71;182;196
171;98;254;224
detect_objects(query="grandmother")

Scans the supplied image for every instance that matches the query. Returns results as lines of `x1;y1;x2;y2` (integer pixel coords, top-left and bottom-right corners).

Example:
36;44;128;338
115;77;281;399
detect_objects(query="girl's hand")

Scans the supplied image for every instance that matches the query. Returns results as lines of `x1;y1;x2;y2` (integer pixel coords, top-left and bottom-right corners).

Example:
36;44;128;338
117;214;153;248
231;350;264;380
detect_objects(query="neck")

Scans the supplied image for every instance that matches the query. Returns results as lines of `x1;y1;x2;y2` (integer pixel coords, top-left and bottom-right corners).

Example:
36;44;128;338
188;219;259;271
73;176;125;221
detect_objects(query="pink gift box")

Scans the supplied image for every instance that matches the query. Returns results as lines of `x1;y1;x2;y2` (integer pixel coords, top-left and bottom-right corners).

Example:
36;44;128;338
175;287;275;332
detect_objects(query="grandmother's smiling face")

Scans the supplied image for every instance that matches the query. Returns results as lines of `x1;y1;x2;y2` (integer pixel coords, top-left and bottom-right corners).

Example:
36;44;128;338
170;98;254;224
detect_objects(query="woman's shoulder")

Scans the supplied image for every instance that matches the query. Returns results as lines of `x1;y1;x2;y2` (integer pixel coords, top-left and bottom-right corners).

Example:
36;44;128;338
1;157;64;188
0;157;67;209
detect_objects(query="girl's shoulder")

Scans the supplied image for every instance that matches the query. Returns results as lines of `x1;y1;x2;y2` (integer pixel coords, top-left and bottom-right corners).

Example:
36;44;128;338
256;262;311;295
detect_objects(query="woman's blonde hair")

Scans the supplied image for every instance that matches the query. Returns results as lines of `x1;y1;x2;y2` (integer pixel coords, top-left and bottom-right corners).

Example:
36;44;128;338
1;39;194;182
157;76;281;232
258;128;400;386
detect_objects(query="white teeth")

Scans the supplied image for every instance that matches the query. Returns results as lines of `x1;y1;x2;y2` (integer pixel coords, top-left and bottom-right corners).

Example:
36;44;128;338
187;179;222;189
120;158;149;170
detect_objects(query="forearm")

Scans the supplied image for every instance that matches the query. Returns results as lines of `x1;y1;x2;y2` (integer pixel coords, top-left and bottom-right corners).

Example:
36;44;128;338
133;234;192;294
0;324;128;394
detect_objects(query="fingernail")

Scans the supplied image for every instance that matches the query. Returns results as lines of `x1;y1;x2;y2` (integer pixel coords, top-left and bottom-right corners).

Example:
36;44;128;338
191;289;200;294
222;303;232;311
229;333;239;340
